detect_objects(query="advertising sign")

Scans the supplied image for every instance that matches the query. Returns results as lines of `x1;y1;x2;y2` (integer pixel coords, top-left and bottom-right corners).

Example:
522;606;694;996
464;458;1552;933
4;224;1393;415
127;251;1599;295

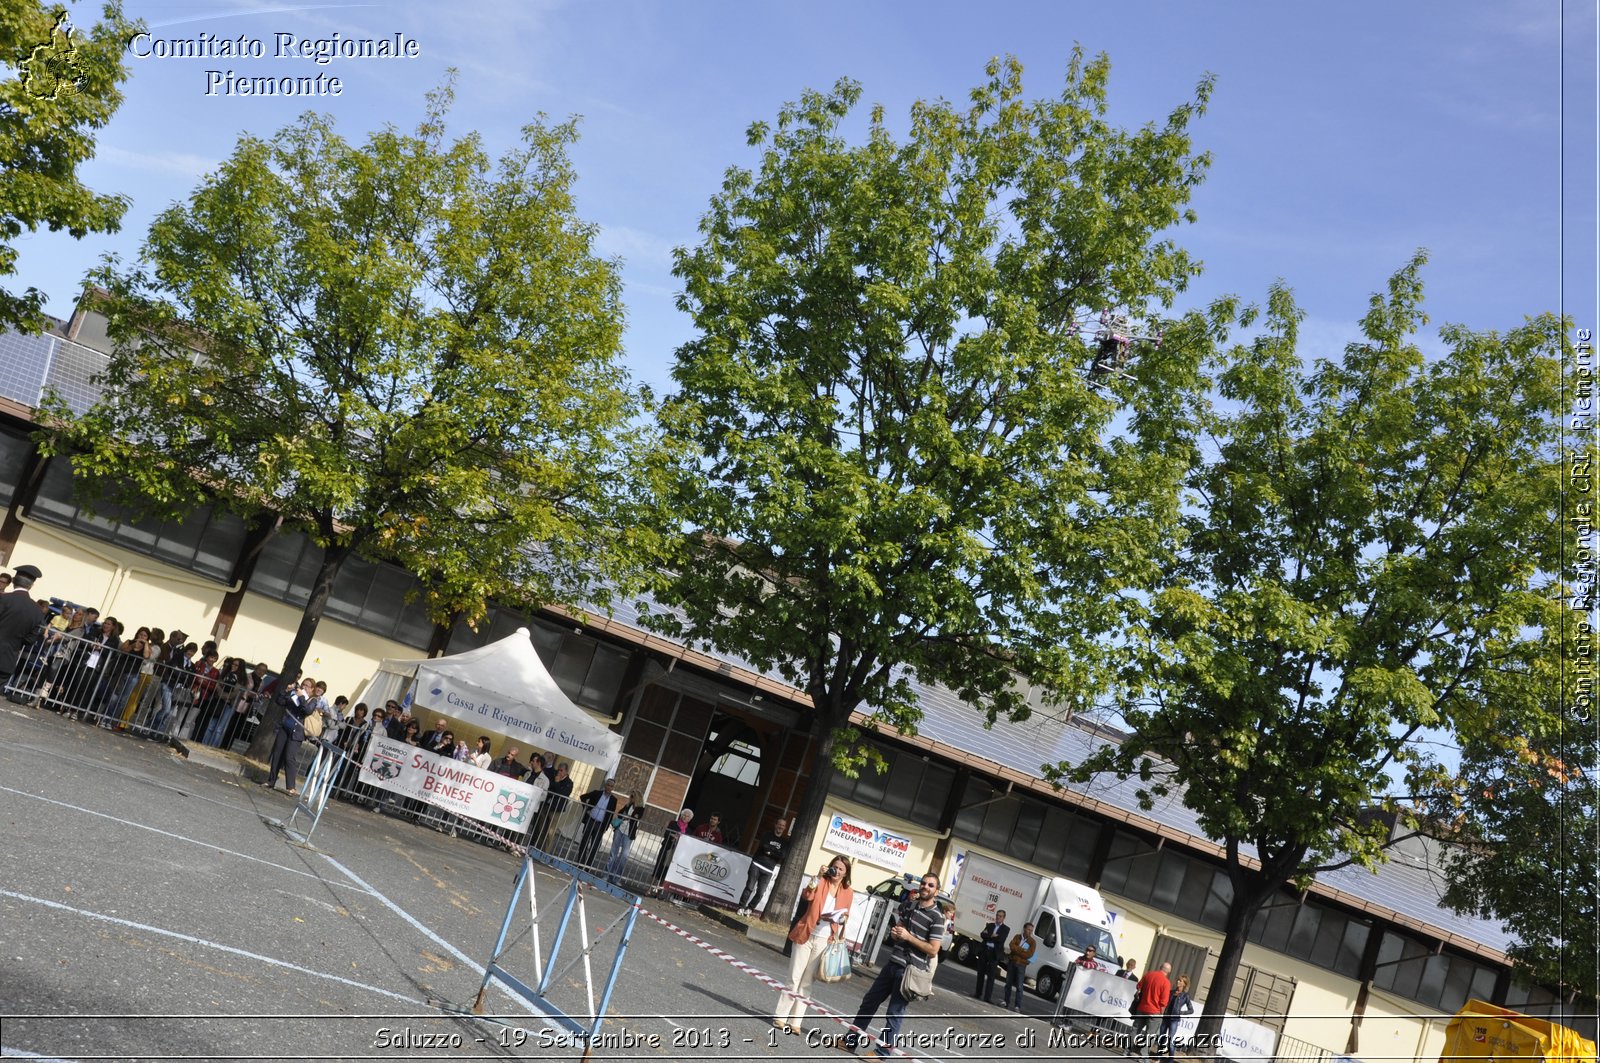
663;835;752;905
412;665;621;772
1063;966;1135;1025
821;811;911;873
1060;974;1278;1062
1215;1013;1279;1063
358;734;537;832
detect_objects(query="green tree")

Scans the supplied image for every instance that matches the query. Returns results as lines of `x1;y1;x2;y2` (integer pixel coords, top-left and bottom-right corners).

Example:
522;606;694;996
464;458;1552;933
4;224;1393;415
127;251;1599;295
1434;632;1598;998
644;53;1215;922
1059;257;1587;1051
1;1;134;333
40;82;646;758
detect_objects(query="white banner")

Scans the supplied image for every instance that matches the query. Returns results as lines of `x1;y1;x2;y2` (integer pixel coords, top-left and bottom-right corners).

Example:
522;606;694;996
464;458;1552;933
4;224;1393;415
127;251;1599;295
821;811;911;873
1215;1012;1279;1063
359;734;537;832
663;836;752;904
1064;966;1136;1024
1060;975;1278;1063
413;664;622;773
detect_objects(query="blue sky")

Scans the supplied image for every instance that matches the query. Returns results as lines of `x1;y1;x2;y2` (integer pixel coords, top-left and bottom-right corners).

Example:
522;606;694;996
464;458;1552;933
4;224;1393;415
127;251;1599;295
16;0;1598;396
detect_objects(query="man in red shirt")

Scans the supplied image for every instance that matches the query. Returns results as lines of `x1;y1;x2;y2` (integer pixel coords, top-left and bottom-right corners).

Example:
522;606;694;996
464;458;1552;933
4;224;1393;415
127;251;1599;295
1130;961;1173;1059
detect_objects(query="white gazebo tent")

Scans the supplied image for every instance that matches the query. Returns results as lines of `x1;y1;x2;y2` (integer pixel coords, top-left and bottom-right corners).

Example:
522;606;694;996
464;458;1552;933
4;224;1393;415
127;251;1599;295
355;629;621;774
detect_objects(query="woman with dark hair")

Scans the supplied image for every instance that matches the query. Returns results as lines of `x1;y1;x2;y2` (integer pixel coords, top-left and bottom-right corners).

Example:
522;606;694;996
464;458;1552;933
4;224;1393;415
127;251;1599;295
203;657;248;746
773;854;854;1035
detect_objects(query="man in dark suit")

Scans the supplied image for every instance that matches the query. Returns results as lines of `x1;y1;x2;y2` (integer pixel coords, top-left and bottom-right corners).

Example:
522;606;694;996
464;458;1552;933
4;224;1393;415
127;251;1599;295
0;564;45;697
975;908;1010;1003
576;777;621;867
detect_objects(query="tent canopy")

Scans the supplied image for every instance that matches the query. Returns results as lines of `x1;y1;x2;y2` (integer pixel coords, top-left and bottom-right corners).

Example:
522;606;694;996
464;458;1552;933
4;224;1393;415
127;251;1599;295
356;630;621;773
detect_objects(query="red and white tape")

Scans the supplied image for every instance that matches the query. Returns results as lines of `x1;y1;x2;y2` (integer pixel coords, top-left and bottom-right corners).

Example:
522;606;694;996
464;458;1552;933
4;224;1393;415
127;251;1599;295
635;901;914;1058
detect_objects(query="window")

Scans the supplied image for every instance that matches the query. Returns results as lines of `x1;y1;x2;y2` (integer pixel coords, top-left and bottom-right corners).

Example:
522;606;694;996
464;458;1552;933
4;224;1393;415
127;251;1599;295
247;527;434;647
1035;911;1058;950
710;738;762;786
0;430;34;510
1100;829;1161;901
32;459;246;582
828;744;954;828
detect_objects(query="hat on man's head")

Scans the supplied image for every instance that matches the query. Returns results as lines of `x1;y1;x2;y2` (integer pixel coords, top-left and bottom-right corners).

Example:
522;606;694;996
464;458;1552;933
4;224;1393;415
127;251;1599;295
12;564;41;581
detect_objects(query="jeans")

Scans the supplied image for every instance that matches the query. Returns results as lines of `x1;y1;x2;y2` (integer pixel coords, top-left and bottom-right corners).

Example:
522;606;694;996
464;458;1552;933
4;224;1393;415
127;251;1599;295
605;832;633;881
152;682;175;734
847;961;909;1057
1003;961;1028;1009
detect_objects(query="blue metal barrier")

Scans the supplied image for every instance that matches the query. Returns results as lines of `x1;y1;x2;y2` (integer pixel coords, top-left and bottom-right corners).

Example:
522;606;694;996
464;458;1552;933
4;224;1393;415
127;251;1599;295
472;848;641;1048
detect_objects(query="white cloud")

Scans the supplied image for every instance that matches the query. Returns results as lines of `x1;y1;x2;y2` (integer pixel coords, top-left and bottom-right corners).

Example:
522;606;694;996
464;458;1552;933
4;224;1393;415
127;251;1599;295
94;145;219;180
594;224;679;272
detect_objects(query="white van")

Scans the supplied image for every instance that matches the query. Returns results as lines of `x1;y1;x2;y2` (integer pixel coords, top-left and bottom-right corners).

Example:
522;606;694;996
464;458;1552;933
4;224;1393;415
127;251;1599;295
948;850;1120;999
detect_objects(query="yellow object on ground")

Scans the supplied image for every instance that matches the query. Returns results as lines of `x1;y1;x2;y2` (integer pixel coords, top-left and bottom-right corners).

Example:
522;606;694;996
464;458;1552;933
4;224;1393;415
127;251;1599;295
1439;1000;1596;1062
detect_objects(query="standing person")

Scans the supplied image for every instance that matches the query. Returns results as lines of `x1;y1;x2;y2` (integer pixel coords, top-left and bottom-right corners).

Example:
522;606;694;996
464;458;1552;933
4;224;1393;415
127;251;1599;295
652;807;693;886
576;778;622;867
148;630;190;734
693;813;724;844
100;625;149;726
1130;961;1173;1059
1075;945;1105;973
974;908;1010;1003
533;761;573;851
263;676;313;794
603;790;641;884
843;871;945;1057
187;648;222;740
737;818;789;917
490;745;527;779
1003;921;1037;1012
0;564;45;696
772;855;853;1036
1117;957;1139;980
421;716;450;753
201;656;246;745
1157;973;1194;1063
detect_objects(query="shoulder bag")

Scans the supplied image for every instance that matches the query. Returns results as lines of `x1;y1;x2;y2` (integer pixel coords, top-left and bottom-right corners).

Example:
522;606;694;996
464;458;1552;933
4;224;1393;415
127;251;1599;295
900;953;937;1001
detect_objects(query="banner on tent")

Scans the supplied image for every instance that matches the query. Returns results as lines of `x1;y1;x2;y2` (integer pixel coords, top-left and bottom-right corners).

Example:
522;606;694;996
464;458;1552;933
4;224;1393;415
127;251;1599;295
359;735;537;830
412;665;622;772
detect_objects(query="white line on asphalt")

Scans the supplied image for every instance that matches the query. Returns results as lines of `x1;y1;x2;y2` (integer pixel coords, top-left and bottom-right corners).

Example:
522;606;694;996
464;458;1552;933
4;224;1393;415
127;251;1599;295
307;847;564;1028
0;783;376;894
0;888;417;1003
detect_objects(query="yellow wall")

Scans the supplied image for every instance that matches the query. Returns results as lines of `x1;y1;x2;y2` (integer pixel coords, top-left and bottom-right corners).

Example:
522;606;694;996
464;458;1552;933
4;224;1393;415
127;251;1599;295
10;523;419;698
1085;891;1413;1058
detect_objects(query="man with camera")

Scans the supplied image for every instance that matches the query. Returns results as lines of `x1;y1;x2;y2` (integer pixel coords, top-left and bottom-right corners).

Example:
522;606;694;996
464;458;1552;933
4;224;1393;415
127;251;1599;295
842;872;944;1057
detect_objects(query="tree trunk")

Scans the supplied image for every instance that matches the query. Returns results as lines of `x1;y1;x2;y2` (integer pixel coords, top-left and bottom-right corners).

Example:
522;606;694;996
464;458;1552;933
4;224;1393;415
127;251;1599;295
1193;863;1291;1057
244;541;351;760
759;699;847;922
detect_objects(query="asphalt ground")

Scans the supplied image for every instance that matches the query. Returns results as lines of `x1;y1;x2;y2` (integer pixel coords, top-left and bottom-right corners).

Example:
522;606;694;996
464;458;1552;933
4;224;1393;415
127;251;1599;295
0;703;1121;1063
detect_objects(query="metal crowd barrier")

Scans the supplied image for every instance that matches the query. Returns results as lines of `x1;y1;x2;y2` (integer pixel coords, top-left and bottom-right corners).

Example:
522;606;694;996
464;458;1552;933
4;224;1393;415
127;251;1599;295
9;636;771;903
1;628;264;746
304;736;683;894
